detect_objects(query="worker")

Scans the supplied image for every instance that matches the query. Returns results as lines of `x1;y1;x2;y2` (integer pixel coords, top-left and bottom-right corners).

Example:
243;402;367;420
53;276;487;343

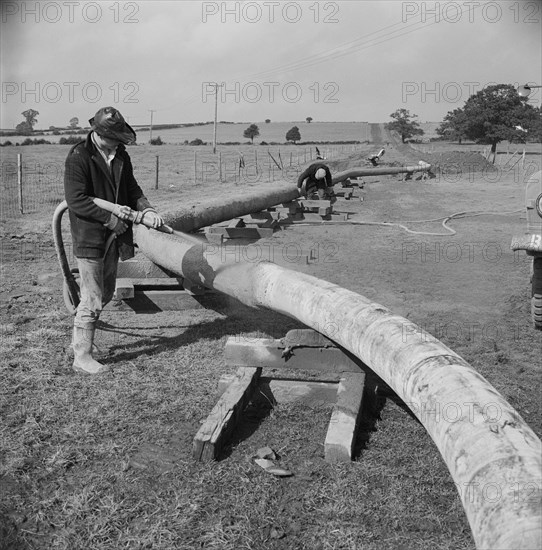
64;106;164;374
368;148;385;166
297;162;335;201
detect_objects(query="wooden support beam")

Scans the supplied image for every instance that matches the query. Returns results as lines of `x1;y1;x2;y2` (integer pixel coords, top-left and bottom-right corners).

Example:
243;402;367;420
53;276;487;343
116;257;176;279
114;279;135;300
193;367;262;461
228;218;245;228
106;289;229;313
206;227;275;239
298;199;331;210
218;373;339;406
183;278;206;295
224;336;363;373
324;372;366;463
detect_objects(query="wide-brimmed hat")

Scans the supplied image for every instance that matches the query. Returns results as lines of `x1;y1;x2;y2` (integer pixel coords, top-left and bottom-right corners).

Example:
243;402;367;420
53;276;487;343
89;107;136;144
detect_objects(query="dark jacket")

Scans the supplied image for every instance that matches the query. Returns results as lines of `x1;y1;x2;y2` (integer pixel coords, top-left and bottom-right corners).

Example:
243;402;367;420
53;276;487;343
64;133;153;259
297;162;332;191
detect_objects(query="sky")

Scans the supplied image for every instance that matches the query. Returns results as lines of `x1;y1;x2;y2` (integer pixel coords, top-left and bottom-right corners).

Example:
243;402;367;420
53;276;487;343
1;0;541;129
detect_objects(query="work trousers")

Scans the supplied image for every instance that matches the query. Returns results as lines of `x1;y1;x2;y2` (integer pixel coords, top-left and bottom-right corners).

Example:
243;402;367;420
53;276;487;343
74;240;119;329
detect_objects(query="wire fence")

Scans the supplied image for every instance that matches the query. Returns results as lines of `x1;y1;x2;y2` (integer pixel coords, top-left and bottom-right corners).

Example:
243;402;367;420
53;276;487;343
1;154;65;219
0;144;360;219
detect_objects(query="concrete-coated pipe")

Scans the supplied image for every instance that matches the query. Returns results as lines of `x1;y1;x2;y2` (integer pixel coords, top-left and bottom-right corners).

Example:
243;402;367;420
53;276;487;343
134;226;541;550
163;181;300;232
332;165;431;184
163;166;431;233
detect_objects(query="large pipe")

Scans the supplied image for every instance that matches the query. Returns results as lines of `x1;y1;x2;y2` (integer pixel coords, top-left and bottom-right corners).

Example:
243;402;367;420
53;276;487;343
163;181;300;232
332;164;431;184
163;164;432;232
134;225;541;550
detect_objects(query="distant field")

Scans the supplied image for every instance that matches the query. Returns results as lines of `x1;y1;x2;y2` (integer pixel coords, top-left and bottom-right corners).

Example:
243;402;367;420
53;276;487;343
2;126;539;219
0;121;371;146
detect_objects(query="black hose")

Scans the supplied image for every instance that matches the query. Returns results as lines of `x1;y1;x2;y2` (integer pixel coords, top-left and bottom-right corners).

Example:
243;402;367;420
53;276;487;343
52;200;80;313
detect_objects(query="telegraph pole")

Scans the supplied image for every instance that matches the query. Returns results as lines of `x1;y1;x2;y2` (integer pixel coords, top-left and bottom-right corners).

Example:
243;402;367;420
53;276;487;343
148;109;156;143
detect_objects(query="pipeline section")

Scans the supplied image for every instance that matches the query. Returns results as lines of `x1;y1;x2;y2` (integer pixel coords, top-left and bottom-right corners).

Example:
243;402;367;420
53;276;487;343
134;225;541;550
161;165;432;233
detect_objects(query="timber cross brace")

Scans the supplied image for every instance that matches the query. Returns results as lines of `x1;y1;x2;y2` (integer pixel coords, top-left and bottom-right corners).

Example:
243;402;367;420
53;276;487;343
192;329;384;464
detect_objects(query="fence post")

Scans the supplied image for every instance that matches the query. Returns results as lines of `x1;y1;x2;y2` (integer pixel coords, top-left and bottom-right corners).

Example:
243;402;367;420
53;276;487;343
219;151;222;182
155;155;159;190
17;153;23;214
194;150;197;183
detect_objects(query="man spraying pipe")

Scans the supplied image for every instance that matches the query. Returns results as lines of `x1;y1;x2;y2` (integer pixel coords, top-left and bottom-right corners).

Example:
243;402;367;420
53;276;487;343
64;106;165;374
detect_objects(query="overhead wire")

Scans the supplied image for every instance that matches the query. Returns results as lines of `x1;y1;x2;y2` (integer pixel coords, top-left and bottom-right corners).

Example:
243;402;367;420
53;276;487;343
136;1;486;119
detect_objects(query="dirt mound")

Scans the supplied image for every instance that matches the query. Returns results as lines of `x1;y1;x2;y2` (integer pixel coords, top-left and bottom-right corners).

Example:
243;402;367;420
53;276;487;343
416;150;498;175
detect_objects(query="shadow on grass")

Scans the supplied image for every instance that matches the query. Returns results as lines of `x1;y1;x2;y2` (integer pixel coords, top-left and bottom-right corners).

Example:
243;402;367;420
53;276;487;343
97;307;304;363
218;393;275;462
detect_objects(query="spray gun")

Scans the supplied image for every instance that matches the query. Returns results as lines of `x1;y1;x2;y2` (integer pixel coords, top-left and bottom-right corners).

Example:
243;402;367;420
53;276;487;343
91;197;175;234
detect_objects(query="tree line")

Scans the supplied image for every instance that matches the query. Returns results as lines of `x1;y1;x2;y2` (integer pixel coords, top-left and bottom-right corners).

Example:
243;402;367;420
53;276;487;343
386;84;542;162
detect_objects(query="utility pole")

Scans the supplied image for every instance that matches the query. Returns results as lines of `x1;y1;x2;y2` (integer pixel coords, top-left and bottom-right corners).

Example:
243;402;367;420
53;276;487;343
213;83;223;154
148;109;156;143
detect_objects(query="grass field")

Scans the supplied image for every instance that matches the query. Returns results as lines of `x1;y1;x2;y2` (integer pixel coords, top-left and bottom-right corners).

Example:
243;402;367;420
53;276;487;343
0;126;541;549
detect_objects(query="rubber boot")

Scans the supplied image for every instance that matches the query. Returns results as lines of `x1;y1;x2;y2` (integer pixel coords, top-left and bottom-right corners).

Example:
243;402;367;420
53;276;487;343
70;335;109;360
72;326;110;374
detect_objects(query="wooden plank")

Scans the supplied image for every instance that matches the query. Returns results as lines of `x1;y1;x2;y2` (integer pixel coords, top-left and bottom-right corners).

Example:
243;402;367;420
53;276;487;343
193;367;262;461
206;233;224;245
300;212;332;222
206;227;274;239
324;372;366;463
318;207;332;216
335;188;354;199
117;258;176;279
247;211;280;221
224;337;363;373
228;218;245;228
182;277;206;295
244;218;278;228
298;199;331;209
105;289;228;312
119;277;184;289
329;213;349;221
218;374;338;405
114;279;134;299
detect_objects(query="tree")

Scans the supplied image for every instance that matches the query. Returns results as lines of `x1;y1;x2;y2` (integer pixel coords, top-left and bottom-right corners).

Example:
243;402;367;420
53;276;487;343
265;119;271;124
69;117;79;129
306;117;313;123
437;108;468;144
457;83;540;161
286;126;301;143
385;108;424;143
243;123;260;144
16;109;39;134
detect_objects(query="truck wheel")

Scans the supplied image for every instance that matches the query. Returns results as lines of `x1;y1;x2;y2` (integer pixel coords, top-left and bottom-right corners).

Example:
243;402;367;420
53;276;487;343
532;256;542;330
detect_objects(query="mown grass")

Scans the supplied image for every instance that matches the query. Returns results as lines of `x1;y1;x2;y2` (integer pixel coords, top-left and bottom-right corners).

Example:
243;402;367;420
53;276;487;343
2;140;540;549
0;244;478;550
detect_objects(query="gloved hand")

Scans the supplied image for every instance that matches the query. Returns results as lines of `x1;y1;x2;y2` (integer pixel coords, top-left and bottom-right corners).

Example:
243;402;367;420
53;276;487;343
104;214;128;235
115;204;133;221
142;210;164;229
